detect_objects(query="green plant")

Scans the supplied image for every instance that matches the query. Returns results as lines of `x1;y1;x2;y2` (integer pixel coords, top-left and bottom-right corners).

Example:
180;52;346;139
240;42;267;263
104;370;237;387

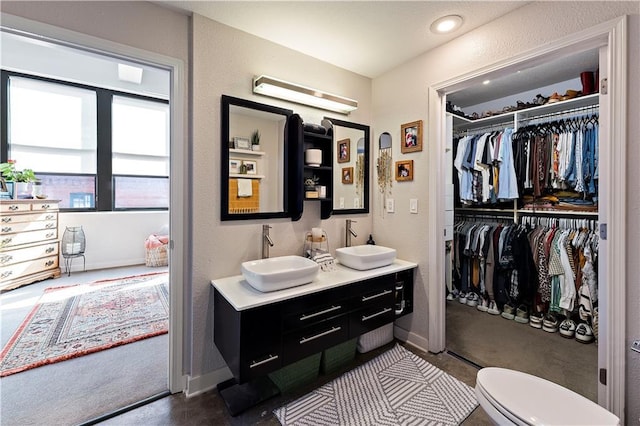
251;130;261;146
0;161;37;183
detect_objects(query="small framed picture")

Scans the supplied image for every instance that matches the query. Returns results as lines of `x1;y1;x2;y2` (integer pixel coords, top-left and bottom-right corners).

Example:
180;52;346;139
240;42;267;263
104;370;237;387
395;160;414;181
233;137;251;150
342;166;354;184
401;120;423;153
229;159;241;174
243;160;257;175
337;138;350;163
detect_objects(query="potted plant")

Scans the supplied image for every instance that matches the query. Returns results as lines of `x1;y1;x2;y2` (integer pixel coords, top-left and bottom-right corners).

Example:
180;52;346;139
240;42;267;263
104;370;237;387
251;130;261;151
0;160;38;199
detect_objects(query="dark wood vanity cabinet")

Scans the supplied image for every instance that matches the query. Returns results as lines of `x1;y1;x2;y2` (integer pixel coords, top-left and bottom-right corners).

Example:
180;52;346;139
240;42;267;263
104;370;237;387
214;269;414;383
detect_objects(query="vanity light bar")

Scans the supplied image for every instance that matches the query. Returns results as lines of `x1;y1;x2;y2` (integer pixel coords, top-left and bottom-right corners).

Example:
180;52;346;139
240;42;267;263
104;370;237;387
253;75;358;114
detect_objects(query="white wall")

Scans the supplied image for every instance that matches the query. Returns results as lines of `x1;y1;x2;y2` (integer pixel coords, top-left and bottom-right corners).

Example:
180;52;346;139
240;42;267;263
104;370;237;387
58;212;169;271
371;1;639;420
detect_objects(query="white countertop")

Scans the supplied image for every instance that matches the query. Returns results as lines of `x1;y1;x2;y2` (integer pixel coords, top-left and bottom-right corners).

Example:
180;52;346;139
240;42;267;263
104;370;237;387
211;259;417;311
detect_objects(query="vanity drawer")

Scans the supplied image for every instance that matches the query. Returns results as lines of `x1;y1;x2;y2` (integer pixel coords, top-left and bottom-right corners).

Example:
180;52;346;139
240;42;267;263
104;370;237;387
282;315;349;365
355;278;395;309
349;303;396;337
282;298;349;331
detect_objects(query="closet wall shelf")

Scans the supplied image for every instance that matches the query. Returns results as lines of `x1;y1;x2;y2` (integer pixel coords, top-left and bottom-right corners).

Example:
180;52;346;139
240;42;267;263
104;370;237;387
519;209;599;217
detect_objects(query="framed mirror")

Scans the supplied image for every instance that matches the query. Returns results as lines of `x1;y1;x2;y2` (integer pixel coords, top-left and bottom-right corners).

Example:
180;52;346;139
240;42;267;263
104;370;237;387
221;95;301;221
327;117;370;214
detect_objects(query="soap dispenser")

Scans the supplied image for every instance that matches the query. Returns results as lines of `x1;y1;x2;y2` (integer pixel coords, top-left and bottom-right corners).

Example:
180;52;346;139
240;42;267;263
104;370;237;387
366;234;376;245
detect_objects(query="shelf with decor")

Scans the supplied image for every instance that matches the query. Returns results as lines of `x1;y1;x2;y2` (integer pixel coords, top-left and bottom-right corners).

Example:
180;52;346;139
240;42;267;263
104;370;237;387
303;131;333;219
229;174;265;179
229;148;266;157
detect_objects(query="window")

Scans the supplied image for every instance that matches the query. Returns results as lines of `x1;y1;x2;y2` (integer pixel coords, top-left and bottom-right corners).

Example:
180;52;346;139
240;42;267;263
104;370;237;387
1;71;169;210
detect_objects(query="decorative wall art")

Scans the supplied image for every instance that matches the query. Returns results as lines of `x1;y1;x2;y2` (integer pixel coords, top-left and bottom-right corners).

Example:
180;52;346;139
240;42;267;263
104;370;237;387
337;138;351;163
233;137;251;150
342;167;354;184
395;160;414;181
229;159;241;174
400;120;423;153
242;160;257;175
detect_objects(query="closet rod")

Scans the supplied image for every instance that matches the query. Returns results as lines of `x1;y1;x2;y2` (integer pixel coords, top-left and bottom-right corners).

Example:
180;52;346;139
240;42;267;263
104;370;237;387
455;121;513;136
518;104;599;124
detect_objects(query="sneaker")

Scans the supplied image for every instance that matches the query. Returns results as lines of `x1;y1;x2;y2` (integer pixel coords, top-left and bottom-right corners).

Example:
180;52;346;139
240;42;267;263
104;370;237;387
514;305;530;324
559;319;577;338
476;296;489;312
529;312;544;329
501;303;516;320
487;301;500;315
446;289;459;301
466;293;479;307
458;292;468;304
575;323;594;343
542;313;559;333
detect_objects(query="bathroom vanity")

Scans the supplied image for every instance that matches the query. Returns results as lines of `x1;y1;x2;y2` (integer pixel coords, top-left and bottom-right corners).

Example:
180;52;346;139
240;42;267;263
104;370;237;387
212;260;416;385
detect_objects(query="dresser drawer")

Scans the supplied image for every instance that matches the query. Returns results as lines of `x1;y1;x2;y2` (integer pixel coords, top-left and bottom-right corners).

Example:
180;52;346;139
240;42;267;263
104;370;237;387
0;255;59;282
31;202;59;212
0;229;58;249
0;242;59;267
0;203;31;213
0;220;57;235
1;211;58;225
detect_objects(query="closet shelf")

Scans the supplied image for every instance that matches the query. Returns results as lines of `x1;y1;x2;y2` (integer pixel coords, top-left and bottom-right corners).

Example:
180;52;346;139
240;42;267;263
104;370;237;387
456;207;599;218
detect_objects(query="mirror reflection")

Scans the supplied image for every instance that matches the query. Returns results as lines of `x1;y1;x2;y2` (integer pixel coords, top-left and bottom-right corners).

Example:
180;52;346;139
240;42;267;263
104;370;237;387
328;118;370;214
221;95;294;220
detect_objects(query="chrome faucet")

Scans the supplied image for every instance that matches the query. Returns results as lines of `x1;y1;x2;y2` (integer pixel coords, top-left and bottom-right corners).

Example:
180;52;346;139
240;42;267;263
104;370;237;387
346;219;357;247
262;224;274;259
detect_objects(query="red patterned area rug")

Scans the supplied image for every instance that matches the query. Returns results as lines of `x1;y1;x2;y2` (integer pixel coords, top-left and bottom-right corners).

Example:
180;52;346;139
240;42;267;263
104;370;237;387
0;272;169;377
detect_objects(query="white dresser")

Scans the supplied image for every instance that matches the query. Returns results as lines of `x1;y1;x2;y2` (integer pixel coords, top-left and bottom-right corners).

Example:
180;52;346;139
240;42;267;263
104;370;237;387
0;200;61;291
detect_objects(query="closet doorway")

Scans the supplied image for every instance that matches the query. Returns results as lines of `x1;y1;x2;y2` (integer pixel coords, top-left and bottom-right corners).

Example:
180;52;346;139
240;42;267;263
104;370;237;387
428;17;627;420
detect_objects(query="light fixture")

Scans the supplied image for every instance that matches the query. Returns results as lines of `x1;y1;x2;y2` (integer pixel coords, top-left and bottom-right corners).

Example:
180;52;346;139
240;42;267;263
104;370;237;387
483;79;491;85
430;15;463;34
253;75;358;114
118;63;143;84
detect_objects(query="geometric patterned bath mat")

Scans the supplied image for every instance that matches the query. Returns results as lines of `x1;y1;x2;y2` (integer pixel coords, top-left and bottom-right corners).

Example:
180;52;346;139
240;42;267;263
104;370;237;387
274;343;477;425
0;272;168;377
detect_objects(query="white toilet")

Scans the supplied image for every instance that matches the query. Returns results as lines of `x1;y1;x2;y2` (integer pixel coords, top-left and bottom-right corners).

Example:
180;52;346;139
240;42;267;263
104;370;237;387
475;367;619;425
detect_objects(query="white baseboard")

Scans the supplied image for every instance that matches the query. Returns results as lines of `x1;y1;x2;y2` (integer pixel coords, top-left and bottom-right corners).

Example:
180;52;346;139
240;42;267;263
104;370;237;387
185;366;233;398
394;325;429;353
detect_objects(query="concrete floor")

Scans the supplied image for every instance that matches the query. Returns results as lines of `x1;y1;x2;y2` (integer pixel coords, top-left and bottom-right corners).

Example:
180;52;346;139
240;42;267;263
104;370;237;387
101;342;492;425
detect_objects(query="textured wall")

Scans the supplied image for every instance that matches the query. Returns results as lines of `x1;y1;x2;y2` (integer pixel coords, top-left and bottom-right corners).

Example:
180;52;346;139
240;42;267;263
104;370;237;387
372;1;639;421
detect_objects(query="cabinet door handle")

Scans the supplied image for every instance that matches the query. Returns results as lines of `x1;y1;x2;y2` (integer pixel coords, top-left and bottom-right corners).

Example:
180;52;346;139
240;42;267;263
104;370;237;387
362;289;392;302
249;354;279;369
300;326;341;344
1;217;12;223
362;307;392;322
0;254;13;264
1;227;12;233
299;305;341;321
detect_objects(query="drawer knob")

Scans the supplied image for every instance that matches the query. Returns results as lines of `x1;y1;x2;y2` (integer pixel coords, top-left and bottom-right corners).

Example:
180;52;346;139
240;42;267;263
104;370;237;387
362;307;393;322
45;260;55;267
46;247;55;254
45;223;56;229
1;237;13;246
46;215;55;220
8;205;19;211
300;326;342;344
0;254;13;264
1;271;13;279
1;217;12;223
41;204;50;209
249;354;279;369
46;232;55;239
1;227;12;233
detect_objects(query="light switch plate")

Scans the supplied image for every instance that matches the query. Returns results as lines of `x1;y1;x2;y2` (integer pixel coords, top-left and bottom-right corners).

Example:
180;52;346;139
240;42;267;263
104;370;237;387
632;340;640;353
386;198;395;213
410;198;418;214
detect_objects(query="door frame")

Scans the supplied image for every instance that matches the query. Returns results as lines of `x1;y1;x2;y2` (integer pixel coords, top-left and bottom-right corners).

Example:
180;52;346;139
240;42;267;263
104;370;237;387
0;13;188;393
428;16;627;421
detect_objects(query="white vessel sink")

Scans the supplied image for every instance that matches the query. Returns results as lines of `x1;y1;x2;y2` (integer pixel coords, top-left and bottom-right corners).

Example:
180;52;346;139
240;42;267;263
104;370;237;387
335;245;397;270
241;255;319;292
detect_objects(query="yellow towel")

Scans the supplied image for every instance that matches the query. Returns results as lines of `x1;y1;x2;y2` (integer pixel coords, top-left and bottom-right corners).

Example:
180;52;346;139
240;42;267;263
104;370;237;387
237;178;252;197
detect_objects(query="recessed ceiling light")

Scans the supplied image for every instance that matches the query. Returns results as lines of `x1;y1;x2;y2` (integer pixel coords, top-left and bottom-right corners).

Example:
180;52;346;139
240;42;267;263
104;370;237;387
430;15;463;34
483;80;491;85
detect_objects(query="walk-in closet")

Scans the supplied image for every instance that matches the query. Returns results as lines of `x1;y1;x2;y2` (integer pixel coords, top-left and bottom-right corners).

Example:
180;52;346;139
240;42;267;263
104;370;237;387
443;47;603;402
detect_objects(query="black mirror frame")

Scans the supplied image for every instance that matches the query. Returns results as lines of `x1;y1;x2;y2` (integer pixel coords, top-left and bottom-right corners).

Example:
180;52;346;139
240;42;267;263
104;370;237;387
221;95;302;221
326;117;370;215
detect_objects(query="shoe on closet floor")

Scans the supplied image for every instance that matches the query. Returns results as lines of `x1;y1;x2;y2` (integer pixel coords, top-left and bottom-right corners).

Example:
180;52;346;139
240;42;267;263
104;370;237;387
446;289;459;301
501;303;516;320
559;319;577;338
466;293;479;307
575;323;595;344
542;313;560;333
487;301;500;315
529;312;544;329
458;292;468;304
514;305;529;324
477;296;489;312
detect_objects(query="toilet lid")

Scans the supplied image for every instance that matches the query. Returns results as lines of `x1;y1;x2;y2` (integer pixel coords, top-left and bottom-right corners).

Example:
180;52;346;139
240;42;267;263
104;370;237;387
476;368;619;425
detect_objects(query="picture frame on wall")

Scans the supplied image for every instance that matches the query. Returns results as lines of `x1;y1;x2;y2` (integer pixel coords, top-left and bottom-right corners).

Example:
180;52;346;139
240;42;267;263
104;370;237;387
233;137;251;150
395;160;414;181
337;138;351;163
229;159;241;174
243;160;257;175
342;166;354;184
400;120;423;153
